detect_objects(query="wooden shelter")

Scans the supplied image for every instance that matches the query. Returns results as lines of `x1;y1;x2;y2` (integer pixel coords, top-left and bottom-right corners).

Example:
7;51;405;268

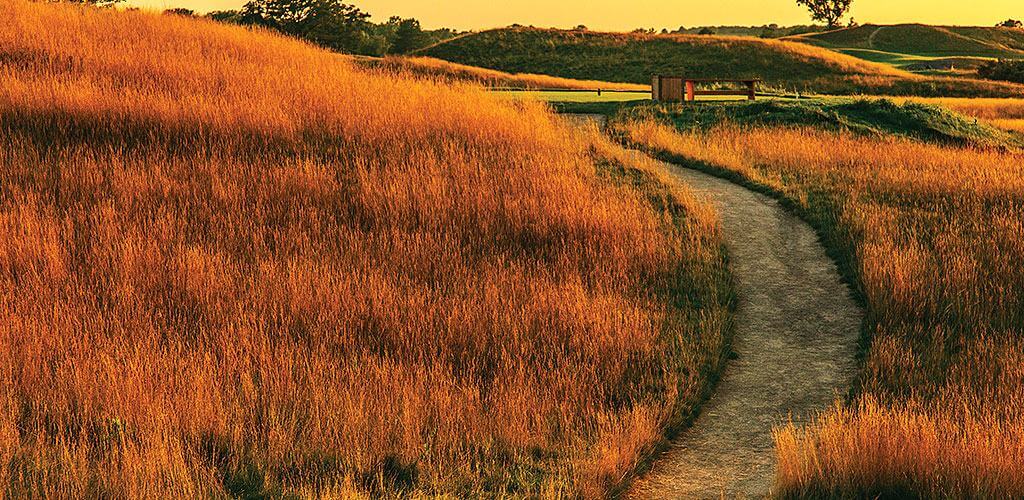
652;76;759;102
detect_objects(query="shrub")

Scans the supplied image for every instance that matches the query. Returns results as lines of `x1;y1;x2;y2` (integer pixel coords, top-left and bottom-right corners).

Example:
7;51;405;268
978;59;1024;84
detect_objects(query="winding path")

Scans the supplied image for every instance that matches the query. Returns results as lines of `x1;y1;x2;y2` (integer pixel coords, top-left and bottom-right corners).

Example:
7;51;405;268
626;157;862;498
569;114;862;498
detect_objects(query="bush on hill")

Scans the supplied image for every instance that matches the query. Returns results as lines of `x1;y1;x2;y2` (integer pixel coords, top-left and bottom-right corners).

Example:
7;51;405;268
978;59;1024;84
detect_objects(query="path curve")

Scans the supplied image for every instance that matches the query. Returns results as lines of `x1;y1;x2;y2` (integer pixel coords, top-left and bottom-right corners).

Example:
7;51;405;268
626;153;862;498
567;114;861;497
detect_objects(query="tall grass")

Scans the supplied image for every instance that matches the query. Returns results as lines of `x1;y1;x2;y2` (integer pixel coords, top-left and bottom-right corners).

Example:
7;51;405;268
352;55;649;90
0;1;731;497
613;116;1024;497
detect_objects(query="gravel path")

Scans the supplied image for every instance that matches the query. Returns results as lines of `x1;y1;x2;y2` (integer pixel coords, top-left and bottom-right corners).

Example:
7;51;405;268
626;154;862;499
565;114;861;497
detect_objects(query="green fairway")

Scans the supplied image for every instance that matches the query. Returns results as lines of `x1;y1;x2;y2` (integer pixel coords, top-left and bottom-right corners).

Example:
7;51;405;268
492;89;651;102
790;24;1024;75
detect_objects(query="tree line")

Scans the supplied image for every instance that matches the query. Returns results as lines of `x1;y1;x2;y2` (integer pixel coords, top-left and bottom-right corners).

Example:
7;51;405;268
162;0;458;56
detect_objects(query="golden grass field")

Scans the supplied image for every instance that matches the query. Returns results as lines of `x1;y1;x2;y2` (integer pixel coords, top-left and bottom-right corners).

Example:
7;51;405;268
614;116;1024;497
353;55;650;91
0;1;735;497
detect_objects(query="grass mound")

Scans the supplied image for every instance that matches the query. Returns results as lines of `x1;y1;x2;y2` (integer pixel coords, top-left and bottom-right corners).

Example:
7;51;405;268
419;27;903;88
620;99;1021;148
0;1;732;497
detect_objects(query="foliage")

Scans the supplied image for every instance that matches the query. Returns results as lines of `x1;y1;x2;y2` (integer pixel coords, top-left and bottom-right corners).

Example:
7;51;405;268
998;19;1023;29
163;7;194;16
796;0;853;29
206;4;458;56
52;0;123;5
978;58;1024;84
390;18;426;54
237;0;369;53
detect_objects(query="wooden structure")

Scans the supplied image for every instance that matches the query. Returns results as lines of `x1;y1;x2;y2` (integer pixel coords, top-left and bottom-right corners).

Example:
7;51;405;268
651;76;759;102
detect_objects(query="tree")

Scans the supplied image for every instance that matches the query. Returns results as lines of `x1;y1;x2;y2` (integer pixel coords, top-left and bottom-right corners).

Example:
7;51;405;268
796;0;852;29
59;0;124;6
697;27;715;35
998;19;1023;29
391;18;426;54
163;7;195;16
238;0;370;53
207;10;242;23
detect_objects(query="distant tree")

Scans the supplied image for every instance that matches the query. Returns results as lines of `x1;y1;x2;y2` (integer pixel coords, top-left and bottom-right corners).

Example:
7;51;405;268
207;9;242;23
573;24;588;31
238;0;370;52
998;19;1023;29
632;27;655;34
58;0;123;6
796;0;852;29
164;7;195;16
697;27;715;35
391;18;427;54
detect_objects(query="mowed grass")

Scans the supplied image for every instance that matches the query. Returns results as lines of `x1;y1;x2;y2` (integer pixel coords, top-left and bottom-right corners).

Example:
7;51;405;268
790;24;1024;76
0;1;734;497
610;101;1024;497
793;24;1024;59
418;27;1024;97
351;55;649;90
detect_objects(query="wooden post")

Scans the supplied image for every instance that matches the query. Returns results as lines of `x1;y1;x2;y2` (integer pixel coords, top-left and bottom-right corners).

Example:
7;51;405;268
685;80;695;102
747;80;756;101
651;75;660;101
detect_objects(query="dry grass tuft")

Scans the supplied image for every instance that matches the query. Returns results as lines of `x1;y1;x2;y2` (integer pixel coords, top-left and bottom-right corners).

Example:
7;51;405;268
0;1;730;497
353;55;649;90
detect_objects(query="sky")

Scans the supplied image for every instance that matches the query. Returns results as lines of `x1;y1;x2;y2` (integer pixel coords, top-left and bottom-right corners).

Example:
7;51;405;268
126;0;1024;31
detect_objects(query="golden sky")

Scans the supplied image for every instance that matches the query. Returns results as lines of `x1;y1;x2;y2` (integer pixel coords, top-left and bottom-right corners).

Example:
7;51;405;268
127;0;1023;31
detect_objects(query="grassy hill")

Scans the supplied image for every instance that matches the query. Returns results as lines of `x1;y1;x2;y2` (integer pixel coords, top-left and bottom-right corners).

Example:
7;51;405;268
419;27;1024;97
419;27;903;88
0;1;734;497
790;24;1024;74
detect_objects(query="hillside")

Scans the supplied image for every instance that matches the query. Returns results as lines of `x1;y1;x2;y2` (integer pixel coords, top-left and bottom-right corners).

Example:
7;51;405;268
419;27;903;87
0;1;732;497
791;24;1024;73
419;27;1024;97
